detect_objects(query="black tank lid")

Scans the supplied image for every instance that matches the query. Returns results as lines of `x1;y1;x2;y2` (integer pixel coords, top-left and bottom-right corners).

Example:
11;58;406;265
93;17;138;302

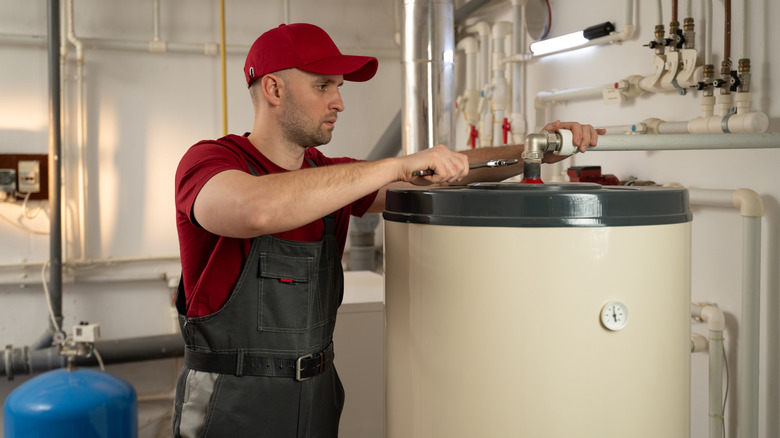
383;183;692;227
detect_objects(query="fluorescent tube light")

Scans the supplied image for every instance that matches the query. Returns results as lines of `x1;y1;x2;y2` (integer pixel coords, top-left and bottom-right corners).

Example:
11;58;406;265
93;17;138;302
529;31;588;56
529;22;615;57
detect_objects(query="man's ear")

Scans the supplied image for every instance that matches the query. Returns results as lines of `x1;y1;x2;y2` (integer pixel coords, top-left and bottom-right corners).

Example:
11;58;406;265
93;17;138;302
261;73;283;106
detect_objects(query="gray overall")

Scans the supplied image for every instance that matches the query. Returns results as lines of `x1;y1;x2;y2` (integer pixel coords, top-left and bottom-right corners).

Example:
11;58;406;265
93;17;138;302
173;162;345;438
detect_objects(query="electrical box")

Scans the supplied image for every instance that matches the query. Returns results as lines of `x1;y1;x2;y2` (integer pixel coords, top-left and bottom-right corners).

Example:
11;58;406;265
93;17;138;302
18;160;40;193
73;323;101;343
0;154;49;200
0;168;15;199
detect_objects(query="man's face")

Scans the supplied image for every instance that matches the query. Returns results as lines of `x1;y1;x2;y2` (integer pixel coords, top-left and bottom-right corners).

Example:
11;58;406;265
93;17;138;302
278;69;345;148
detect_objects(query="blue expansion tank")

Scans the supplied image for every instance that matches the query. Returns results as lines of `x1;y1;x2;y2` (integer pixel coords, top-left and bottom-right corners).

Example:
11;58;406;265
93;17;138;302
4;368;137;438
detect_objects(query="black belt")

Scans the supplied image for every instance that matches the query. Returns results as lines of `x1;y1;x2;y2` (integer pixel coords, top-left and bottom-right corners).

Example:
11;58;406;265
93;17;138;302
184;344;333;381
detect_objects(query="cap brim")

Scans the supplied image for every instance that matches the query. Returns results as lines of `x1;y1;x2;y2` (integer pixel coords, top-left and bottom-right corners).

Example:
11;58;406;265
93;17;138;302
299;54;378;82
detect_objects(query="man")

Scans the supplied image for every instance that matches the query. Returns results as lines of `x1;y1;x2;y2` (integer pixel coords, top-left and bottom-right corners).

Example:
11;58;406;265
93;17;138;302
173;23;602;437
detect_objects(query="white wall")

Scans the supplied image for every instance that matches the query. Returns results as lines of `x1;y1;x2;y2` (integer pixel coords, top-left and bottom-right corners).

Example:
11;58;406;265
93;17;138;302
0;0;778;437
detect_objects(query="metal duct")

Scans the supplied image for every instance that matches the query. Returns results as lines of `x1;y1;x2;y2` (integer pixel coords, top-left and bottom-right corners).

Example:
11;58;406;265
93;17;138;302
402;0;455;154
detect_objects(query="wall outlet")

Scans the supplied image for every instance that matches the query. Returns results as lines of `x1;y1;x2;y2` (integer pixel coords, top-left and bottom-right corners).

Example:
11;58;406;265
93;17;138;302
17;160;40;193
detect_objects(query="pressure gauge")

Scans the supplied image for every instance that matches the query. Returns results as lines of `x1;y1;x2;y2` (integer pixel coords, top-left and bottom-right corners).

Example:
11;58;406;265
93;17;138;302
600;301;629;331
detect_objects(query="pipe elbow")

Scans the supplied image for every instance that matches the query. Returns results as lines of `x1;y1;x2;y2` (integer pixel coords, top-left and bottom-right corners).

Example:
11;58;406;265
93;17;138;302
732;188;764;217
467;21;491;37
457;36;479;54
492;21;513;39
691;333;708;352
618;24;636;40
700;305;726;331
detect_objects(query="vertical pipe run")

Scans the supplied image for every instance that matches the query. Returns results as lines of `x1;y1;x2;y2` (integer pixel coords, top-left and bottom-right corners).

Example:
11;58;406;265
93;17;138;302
708;329;724;438
739;216;761;438
219;0;227;136
47;0;63;331
402;0;455;154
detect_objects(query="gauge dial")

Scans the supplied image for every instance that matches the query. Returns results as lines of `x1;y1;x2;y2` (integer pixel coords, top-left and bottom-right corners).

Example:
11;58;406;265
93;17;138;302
601;301;629;331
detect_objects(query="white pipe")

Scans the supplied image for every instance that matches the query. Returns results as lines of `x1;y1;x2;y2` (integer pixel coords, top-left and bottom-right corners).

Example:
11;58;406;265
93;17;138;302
629;109;769;134
66;0;88;262
655;0;663;24
691;333;708;352
692;303;726;438
583;132;780;150
490;21;512;146
740;215;761;438
536;84;609;103
509;0;527;143
457;37;480;148
467;22;493;148
688;188;764;438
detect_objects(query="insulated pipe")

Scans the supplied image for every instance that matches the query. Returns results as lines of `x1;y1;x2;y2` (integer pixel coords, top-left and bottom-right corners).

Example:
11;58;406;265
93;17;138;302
47;0;64;337
402;0;455;154
687;188;763;438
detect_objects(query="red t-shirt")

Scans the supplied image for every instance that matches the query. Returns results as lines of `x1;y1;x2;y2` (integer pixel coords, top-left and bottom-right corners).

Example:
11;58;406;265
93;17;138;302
175;134;378;317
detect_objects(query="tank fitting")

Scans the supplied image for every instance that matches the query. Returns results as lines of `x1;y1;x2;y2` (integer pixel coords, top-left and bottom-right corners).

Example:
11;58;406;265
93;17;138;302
521;129;575;184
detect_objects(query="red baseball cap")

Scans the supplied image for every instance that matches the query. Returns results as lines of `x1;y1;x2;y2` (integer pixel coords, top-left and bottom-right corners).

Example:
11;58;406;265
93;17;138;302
244;23;379;87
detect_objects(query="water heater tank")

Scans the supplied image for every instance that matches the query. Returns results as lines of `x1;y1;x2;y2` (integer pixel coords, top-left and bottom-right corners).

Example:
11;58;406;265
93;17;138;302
383;183;692;438
4;368;137;438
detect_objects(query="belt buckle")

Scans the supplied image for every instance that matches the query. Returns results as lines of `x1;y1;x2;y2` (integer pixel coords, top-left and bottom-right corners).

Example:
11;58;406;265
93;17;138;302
295;354;314;382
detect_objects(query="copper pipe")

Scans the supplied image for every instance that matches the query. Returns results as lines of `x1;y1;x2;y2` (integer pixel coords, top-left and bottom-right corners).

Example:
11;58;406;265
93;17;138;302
724;0;731;62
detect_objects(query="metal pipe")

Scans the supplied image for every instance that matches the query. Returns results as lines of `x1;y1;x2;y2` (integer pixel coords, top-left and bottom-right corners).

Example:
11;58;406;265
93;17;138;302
402;0;455;154
1;334;185;378
47;0;64;336
219;0;228;136
366;111;403;161
453;0;493;25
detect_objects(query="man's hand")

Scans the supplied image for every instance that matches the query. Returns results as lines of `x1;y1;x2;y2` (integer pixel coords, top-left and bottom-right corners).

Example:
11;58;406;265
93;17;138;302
397;144;470;185
541;120;606;163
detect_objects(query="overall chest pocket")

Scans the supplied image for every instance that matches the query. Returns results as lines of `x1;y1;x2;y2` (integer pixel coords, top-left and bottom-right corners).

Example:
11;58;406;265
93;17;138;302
258;253;314;333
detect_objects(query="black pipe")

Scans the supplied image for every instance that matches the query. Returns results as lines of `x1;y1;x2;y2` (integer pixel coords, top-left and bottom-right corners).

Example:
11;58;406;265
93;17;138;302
2;334;185;379
47;0;64;336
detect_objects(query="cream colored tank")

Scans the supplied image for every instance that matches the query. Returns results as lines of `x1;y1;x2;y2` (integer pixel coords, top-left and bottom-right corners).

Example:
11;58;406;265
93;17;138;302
383;183;692;438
